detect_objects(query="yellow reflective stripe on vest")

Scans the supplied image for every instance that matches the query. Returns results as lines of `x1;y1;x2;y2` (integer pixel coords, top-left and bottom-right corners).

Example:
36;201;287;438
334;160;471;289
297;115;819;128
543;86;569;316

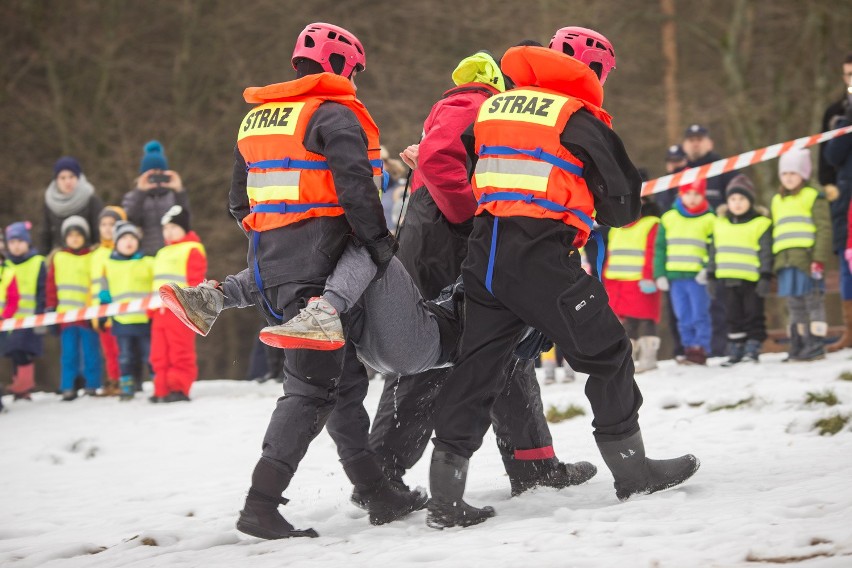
7;255;44;315
714;216;771;281
473;158;553;193
53;252;92;313
604;216;659;281
771;187;818;253
247;171;301;202
238;102;305;140
476;90;570;127
661;210;713;272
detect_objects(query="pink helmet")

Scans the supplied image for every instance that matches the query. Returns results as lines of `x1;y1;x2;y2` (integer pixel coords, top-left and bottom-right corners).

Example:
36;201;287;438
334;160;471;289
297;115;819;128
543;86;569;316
549;26;616;84
291;22;366;77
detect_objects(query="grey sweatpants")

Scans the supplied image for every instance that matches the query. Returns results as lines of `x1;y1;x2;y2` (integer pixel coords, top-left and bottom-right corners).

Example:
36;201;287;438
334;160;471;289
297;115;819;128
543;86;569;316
221;243;444;376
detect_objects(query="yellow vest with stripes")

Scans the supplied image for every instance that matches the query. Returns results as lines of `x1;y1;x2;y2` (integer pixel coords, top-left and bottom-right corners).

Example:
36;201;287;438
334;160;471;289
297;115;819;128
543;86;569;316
89;245;112;297
152;241;205;291
604;216;659;281
53;251;92;313
104;256;154;324
0;264;15;315
5;255;45;316
661;209;715;272
771;186;818;254
713;216;772;282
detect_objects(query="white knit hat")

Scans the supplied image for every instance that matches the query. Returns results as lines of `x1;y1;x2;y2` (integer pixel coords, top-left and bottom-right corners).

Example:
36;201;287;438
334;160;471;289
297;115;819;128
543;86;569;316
778;148;812;181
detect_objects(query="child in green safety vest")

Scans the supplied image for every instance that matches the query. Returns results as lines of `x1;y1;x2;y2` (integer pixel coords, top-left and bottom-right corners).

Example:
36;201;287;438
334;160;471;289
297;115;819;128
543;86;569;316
772;148;831;361
706;175;772;366
99;221;153;400
654;179;715;365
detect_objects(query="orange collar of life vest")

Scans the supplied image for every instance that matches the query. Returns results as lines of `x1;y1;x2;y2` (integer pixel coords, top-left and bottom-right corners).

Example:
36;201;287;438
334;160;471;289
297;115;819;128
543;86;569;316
243;72;356;104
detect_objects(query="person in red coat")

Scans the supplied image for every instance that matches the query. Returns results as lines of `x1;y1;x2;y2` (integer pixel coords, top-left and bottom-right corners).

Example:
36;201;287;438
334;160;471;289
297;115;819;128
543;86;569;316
149;206;206;402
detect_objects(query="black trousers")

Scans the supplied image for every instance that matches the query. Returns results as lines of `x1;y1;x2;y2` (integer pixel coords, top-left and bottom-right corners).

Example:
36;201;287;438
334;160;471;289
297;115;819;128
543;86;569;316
723;281;767;342
433;215;642;458
370;190;556;475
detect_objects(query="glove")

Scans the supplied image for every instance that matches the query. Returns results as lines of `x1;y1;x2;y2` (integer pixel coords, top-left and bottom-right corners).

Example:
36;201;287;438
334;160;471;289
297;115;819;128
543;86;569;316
810;261;824;280
638;279;657;294
98;290;112;304
514;327;554;360
364;232;399;281
706;277;718;300
756;277;771;298
694;268;708;285
845;248;852;275
655;276;670;292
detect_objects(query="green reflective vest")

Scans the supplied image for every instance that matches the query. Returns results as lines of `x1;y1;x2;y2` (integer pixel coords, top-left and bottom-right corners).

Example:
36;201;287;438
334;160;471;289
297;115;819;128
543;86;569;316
713;216;772;282
104;256;154;325
5;255;45;316
661;209;714;273
152;241;205;291
605;216;659;281
53;251;92;313
0;264;15;315
89;245;112;298
771;186;818;254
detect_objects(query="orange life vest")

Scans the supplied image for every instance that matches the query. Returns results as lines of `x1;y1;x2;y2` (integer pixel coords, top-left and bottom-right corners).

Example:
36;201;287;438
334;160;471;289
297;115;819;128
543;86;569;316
471;46;613;246
237;73;383;233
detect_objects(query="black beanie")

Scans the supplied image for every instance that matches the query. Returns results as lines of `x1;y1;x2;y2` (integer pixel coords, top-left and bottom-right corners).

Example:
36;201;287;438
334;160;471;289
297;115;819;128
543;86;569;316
725;173;756;205
161;205;191;233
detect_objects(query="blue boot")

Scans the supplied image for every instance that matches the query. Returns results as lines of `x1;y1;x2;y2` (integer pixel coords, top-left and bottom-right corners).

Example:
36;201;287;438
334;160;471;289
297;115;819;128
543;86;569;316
119;375;135;401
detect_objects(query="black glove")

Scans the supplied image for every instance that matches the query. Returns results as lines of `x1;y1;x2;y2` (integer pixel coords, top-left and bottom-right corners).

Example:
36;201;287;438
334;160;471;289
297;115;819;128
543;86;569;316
514;327;554;360
364;232;399;281
756;277;771;298
706;276;718;300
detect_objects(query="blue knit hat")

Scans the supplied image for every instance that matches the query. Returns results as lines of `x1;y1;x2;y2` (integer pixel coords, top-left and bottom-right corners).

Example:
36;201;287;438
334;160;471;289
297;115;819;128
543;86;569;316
54;156;82;178
5;221;32;246
139;140;169;173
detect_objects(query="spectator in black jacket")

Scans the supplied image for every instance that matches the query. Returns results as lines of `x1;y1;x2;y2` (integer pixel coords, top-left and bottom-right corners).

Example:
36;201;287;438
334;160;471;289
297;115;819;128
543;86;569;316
41;156;103;252
121;140;190;255
682;124;736;211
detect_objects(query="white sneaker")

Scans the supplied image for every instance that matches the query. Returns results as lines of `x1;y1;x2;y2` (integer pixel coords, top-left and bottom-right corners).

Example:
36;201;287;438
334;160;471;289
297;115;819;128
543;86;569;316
259;297;345;350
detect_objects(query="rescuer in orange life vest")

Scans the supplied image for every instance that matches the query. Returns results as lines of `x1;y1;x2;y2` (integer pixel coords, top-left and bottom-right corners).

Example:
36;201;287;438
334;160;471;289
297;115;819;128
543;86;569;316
424;28;701;529
160;23;425;539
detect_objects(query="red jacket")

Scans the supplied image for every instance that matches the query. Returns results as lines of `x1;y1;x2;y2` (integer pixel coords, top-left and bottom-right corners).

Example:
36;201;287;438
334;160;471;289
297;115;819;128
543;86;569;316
412;83;500;224
167;231;207;287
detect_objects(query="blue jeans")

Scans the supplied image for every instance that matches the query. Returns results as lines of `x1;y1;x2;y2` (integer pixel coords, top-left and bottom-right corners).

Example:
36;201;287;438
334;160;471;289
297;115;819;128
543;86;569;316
670;278;712;352
841;254;852;301
116;334;151;378
60;326;102;391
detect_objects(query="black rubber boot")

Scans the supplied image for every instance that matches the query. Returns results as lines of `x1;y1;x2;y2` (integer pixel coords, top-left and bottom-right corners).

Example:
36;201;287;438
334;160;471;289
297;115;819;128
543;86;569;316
350;470;411;511
720;340;745;367
236;458;318;539
426;450;496;529
793;331;826;362
504;457;597;497
597;430;699;502
742;339;761;363
343;453;427;525
783;325;804;362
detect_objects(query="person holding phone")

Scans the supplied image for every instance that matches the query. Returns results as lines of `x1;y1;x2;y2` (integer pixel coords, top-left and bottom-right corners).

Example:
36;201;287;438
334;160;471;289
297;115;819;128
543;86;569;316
121;140;190;255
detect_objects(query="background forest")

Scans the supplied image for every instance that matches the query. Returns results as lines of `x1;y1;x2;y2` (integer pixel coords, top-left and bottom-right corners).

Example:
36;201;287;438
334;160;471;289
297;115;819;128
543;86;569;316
1;0;850;381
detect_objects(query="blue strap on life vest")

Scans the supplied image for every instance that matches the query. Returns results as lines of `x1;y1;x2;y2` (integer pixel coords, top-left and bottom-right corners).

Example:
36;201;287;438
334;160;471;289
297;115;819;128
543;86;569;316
246;158;384;172
251;231;283;321
250;202;340;214
478;193;605;289
478;145;584;177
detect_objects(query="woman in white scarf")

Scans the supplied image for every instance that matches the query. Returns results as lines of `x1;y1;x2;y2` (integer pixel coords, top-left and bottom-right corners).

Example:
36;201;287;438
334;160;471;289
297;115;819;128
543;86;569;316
41;156;103;252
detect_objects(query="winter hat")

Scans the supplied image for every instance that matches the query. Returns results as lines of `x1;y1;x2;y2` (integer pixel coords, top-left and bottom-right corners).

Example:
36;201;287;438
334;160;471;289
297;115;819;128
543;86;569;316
725;173;756;205
99;205;127;223
452;51;506;92
5;221;32;245
113;221;141;244
139;140;169;173
665;144;686;162
778;148;812;181
53;156;83;178
61;215;90;241
679;178;707;196
161;204;190;232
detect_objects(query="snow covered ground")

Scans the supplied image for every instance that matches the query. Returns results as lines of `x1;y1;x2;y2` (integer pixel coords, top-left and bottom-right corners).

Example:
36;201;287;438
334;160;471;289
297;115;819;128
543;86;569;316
2;352;852;568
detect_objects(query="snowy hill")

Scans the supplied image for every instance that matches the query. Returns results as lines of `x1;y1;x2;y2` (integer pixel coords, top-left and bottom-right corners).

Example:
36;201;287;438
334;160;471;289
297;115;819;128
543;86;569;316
2;352;852;567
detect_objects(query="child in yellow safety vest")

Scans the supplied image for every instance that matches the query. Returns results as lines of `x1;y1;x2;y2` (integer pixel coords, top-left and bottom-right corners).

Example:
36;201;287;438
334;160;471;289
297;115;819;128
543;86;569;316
3;222;46;400
772;149;831;361
654;179;715;365
99;222;153;400
706;175;773;366
90;206;127;396
46;216;102;401
604;199;662;372
150;206;206;403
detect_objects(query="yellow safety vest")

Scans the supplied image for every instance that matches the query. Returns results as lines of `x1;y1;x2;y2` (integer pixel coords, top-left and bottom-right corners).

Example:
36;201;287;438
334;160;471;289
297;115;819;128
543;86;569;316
713;216;772;282
53;251;92;313
104;256;154;324
5;255;45;316
152;241;205;291
604;216;660;281
771;186;818;254
0;264;15;315
661;209;715;272
89;245;112;298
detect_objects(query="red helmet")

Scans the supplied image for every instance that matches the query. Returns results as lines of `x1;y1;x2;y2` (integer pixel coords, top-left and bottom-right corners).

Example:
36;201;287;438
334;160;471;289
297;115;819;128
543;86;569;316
549;26;616;84
291;22;366;77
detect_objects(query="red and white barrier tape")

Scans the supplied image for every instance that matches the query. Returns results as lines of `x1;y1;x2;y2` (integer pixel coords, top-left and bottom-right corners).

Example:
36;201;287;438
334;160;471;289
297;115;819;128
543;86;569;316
1;294;162;332
641;124;852;197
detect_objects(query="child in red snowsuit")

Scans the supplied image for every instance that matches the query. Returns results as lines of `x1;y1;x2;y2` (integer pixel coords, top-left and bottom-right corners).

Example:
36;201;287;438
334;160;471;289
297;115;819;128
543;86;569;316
603;199;662;372
150;206;206;402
